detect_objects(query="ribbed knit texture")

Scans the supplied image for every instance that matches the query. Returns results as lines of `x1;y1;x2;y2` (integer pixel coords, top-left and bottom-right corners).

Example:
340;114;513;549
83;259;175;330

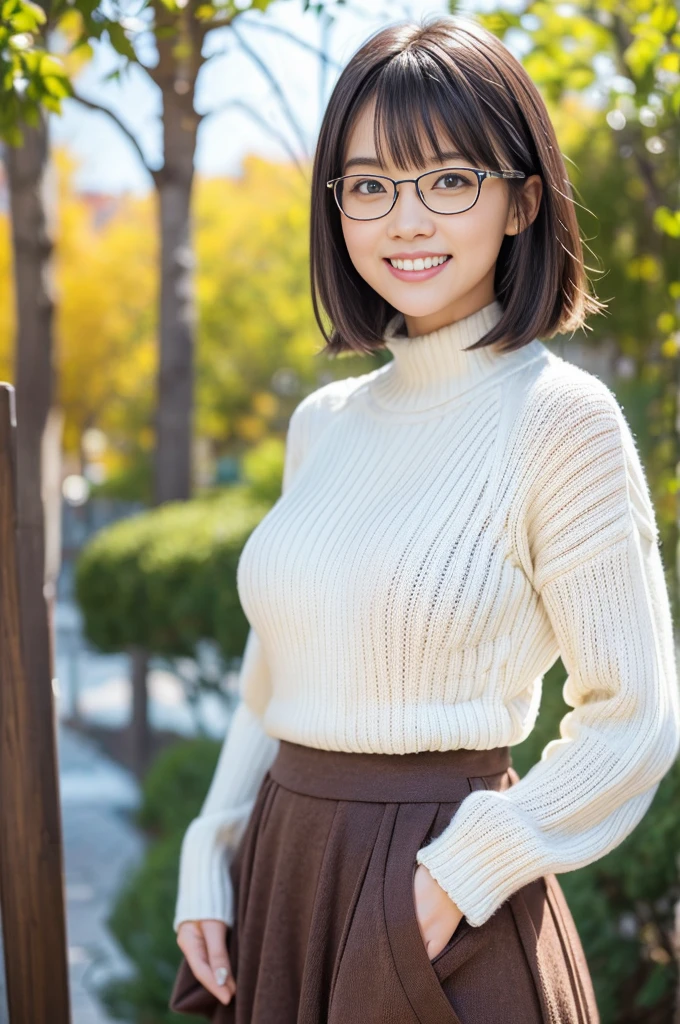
173;299;680;933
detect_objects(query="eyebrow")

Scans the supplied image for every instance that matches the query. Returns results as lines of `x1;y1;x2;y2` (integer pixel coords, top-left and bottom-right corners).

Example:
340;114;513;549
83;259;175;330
343;151;466;173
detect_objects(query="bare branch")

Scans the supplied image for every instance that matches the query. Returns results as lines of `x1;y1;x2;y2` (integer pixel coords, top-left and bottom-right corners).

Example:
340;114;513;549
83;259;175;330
229;21;310;160
233;16;342;70
203;98;310;182
70;94;160;184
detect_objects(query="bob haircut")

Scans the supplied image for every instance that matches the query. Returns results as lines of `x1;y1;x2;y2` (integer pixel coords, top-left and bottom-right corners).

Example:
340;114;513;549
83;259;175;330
310;14;605;357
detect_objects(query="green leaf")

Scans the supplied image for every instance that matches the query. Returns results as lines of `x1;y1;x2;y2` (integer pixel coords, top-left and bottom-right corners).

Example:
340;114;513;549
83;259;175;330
41;93;62;112
5;0;45;30
70;39;94;60
659;51;680;73
106;21;136;60
43;72;72;98
9;9;42;30
653;206;680;237
22;100;39;125
37;51;67;77
0;122;23;145
634;962;672;1008
650;4;677;34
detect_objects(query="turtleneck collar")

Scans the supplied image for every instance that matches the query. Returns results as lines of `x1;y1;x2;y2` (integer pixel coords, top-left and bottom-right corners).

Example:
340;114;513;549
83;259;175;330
368;299;529;415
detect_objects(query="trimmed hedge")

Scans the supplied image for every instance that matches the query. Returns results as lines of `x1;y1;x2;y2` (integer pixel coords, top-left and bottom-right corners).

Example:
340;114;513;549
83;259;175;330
74;484;270;660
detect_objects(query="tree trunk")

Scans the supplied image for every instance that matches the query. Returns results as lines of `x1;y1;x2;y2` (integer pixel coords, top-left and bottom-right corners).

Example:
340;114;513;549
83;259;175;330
153;21;199;506
128;14;201;776
4;112;70;1021
155;170;196;503
7;116;56;689
129;645;151;777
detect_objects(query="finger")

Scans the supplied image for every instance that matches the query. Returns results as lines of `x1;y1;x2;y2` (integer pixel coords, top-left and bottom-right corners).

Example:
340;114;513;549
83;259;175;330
176;920;236;1001
203;919;236;1003
182;923;234;1006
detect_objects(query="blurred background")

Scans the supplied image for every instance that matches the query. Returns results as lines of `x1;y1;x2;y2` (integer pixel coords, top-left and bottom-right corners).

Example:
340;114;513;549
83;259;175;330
0;0;679;1021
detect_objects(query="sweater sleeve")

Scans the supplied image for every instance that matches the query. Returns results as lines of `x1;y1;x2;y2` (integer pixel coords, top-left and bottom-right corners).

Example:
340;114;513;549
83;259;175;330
415;377;680;928
172;398;310;933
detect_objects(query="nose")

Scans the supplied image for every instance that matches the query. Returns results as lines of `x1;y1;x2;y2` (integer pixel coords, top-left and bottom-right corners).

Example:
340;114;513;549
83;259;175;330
387;181;435;236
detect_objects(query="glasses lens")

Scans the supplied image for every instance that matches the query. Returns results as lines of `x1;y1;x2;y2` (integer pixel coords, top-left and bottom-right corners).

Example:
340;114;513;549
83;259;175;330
418;168;479;214
336;175;394;219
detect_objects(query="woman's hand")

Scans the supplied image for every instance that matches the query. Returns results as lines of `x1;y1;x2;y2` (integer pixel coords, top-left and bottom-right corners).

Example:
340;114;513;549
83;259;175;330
176;919;236;1006
413;863;465;960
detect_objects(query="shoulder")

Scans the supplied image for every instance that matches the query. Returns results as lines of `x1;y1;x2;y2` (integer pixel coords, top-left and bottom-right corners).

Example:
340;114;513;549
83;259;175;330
282;368;380;486
526;349;623;425
514;350;632;463
288;367;382;441
514;351;658;549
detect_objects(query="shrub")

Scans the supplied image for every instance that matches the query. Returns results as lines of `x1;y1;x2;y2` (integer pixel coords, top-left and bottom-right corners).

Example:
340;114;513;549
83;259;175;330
98;738;223;1023
136;736;223;839
74;485;270;660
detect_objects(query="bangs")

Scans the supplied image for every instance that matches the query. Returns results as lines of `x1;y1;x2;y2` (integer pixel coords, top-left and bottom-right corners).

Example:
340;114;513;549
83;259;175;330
350;44;512;174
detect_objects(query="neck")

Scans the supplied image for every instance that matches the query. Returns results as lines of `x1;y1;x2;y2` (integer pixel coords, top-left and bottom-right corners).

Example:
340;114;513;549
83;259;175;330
369;300;515;414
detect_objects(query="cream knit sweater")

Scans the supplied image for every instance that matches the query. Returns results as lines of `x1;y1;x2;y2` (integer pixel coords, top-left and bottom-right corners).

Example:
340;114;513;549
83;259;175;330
174;299;680;934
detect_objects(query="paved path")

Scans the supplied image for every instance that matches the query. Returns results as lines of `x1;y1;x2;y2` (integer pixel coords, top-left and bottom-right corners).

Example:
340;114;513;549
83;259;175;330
59;724;145;1024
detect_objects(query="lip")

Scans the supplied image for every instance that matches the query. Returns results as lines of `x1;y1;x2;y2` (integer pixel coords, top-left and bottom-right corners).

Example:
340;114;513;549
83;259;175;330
383;255;452;282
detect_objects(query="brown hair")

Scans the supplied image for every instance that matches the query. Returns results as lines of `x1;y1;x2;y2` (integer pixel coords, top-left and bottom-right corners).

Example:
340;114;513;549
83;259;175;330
310;13;605;357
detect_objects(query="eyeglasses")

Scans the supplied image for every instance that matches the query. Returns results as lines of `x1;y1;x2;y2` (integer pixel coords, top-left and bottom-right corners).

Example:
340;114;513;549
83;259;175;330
326;166;526;220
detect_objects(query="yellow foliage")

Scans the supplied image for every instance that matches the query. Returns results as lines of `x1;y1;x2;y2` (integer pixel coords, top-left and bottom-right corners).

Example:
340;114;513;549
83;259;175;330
0;148;368;474
251;391;279;418
234;414;267;442
626;254;662;283
657;312;675;333
0;149;158;457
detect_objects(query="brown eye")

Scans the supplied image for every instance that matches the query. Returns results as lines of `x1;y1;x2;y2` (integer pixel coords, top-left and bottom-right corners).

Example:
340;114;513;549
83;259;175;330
432;172;472;190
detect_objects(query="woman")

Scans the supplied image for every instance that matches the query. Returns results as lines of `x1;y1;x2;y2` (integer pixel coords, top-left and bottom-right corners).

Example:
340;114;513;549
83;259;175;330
169;14;680;1023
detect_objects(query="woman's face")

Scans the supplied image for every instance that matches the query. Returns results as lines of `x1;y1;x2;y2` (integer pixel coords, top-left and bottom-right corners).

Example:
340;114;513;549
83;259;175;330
339;98;542;337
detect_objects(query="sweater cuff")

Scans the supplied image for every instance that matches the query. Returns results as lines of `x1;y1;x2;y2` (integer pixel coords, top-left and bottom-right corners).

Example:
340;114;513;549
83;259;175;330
415;790;541;928
172;801;255;933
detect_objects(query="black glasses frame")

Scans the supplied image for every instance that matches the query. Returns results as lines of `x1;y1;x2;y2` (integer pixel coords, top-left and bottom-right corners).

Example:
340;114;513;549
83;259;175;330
326;166;526;220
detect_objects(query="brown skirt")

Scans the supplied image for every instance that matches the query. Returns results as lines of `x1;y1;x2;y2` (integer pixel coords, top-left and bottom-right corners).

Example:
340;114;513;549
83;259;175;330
169;740;599;1023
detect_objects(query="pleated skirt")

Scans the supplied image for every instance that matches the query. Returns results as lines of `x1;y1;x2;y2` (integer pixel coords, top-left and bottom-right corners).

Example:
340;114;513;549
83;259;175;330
169;739;599;1023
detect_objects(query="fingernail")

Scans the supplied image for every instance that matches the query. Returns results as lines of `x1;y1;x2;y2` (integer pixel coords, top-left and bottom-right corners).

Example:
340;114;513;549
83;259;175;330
215;967;229;986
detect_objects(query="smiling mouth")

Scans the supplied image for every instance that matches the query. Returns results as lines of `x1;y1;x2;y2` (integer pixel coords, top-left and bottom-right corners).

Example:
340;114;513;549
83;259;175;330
384;255;452;271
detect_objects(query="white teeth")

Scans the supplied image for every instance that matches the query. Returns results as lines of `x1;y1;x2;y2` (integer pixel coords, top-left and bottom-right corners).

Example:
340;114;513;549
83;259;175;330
389;255;449;270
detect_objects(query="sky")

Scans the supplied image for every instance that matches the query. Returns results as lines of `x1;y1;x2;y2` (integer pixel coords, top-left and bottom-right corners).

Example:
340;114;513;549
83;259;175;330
52;0;521;195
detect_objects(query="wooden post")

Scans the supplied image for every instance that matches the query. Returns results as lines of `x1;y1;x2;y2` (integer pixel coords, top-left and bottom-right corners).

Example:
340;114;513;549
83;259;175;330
0;384;71;1023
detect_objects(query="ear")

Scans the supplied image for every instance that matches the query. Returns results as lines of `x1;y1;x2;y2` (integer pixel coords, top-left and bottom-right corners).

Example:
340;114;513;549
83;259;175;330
505;174;543;235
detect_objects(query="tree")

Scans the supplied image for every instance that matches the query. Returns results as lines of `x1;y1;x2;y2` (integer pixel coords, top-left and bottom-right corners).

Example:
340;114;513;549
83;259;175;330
71;0;344;505
69;0;345;772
